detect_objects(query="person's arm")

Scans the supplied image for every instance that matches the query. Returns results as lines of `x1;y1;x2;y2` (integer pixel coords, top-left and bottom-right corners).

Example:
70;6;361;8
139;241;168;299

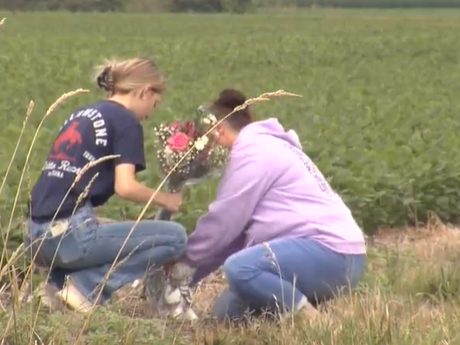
112;124;178;211
190;233;246;286
115;164;168;206
184;152;272;266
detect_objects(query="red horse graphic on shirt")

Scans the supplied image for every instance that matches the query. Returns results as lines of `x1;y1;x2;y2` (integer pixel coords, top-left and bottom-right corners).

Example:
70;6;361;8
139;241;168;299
49;121;83;162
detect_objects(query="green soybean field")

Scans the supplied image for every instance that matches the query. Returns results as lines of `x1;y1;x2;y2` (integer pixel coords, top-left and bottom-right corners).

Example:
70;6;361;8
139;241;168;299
1;10;460;345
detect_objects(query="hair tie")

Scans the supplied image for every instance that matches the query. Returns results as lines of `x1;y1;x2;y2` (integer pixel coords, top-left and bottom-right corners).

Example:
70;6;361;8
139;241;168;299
97;67;112;91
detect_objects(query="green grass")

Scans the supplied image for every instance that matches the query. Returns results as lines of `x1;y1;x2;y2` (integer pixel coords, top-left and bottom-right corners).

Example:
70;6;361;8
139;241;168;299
1;9;460;344
3;222;460;344
2;10;460;243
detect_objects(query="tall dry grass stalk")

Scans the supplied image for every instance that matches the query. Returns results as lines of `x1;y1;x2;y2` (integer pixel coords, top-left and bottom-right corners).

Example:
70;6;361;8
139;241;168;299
2;89;89;257
0;101;34;263
74;172;100;212
75;90;302;341
1;117;116;343
28;155;120;285
1;91;88;280
50;154;119;225
24;155;120;341
21;156;119;295
1;89;89;341
0;18;5;29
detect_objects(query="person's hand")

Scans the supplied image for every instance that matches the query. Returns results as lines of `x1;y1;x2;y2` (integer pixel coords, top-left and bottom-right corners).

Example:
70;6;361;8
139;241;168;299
162;192;183;212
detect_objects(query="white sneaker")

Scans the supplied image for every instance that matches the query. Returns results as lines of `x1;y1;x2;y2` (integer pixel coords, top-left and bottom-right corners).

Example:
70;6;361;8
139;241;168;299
280;297;319;323
56;281;94;314
297;298;319;322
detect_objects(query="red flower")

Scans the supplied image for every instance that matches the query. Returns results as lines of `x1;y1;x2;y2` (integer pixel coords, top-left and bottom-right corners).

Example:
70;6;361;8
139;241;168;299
170;121;181;132
167;132;190;152
183;121;196;138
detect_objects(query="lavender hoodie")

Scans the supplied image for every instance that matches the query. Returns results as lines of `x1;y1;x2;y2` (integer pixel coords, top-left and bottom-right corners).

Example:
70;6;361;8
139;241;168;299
185;118;366;283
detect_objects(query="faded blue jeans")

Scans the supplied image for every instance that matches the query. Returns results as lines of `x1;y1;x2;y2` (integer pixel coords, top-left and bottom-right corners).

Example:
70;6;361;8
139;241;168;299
24;204;187;305
212;237;366;321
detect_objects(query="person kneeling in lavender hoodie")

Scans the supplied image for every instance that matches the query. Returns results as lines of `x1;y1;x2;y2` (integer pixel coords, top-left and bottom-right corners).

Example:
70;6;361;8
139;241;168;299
180;89;366;321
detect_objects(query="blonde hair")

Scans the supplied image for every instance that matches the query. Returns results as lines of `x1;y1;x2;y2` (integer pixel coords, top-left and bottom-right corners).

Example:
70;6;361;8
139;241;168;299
95;57;167;96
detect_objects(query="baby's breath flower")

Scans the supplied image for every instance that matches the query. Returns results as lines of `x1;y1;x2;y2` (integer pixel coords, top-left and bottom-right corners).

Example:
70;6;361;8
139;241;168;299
202;113;217;126
208;114;217;124
164;146;173;156
194;136;209;151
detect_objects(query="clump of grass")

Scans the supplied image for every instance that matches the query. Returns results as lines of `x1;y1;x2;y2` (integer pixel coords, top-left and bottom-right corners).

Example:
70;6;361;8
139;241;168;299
3;195;460;343
426;265;460;302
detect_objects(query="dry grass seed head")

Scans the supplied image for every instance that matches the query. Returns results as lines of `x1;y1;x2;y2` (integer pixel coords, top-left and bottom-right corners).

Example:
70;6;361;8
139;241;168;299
26;100;34;116
50;155;120;228
259;90;303;98
208;90;302;134
72;155;120;185
45;89;90;118
75;172;100;207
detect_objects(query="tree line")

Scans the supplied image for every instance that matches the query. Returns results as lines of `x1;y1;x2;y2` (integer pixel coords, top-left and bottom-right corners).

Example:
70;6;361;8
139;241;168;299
0;0;459;13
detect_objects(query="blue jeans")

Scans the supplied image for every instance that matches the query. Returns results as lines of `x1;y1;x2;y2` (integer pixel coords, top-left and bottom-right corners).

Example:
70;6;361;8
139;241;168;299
24;204;187;305
212;237;366;321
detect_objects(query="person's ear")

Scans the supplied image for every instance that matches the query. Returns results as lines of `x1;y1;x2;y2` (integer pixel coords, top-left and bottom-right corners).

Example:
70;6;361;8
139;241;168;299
215;123;226;137
138;86;150;101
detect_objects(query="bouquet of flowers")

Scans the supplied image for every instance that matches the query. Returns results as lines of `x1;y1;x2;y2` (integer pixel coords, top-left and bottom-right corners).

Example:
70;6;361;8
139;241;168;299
141;106;228;320
153;106;228;220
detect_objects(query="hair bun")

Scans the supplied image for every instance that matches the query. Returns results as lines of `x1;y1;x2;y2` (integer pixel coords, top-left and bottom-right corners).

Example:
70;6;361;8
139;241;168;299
217;89;247;110
96;66;113;92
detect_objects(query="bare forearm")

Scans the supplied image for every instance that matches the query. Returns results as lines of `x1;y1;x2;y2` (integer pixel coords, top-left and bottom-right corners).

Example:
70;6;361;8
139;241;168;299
116;179;166;207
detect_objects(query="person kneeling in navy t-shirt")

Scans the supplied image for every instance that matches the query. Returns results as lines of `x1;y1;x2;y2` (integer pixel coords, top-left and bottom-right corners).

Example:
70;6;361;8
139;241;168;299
25;58;186;313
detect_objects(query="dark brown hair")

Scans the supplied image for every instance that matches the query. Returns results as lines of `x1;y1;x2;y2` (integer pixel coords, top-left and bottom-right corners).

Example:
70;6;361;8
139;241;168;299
210;89;252;131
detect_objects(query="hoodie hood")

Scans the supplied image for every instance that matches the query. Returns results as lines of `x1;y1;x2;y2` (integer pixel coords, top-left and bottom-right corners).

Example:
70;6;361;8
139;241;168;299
241;118;302;149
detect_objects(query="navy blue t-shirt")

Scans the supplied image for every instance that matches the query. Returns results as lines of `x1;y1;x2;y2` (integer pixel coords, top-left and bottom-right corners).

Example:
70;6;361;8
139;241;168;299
29;100;146;222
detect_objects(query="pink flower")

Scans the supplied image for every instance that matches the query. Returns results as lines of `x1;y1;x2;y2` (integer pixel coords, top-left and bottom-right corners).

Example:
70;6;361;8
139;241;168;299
167;133;190;152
